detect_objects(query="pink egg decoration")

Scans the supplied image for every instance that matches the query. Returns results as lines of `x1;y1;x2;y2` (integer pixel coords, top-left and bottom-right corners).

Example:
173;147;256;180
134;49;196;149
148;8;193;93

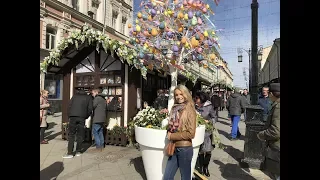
188;0;193;5
197;47;203;53
202;8;207;13
197;17;202;24
183;0;187;5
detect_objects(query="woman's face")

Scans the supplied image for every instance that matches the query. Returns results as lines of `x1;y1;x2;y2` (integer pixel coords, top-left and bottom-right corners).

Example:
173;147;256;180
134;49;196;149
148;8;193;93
194;96;201;105
174;89;185;104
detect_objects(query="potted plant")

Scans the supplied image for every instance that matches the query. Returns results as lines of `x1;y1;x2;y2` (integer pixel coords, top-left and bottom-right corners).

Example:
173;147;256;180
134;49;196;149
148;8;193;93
130;107;206;180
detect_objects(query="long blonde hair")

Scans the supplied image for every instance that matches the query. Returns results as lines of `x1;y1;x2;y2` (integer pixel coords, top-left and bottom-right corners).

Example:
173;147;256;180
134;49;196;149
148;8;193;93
40;90;48;97
173;84;195;110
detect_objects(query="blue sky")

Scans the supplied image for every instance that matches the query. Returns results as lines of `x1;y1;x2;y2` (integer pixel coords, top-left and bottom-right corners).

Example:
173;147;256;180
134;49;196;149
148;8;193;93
133;0;280;88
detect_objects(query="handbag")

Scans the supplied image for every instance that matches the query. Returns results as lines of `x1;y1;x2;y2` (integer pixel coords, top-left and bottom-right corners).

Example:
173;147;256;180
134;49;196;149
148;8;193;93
166;141;176;156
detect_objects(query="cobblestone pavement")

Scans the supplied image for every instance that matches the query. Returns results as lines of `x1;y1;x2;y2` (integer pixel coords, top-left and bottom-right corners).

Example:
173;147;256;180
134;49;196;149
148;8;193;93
40;112;272;180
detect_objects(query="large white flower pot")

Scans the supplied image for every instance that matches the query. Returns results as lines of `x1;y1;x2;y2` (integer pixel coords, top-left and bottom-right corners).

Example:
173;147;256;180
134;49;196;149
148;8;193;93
135;125;205;180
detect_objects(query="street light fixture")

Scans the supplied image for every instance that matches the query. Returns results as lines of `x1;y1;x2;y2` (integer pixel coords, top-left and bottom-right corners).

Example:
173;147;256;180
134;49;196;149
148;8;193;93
238;55;243;62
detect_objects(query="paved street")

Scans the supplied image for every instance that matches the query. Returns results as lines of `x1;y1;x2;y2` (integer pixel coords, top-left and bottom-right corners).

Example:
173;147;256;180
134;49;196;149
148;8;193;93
40;111;271;180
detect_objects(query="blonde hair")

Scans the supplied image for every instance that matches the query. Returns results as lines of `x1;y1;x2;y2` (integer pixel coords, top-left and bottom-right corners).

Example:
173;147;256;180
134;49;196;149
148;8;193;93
40;90;48;96
174;84;195;109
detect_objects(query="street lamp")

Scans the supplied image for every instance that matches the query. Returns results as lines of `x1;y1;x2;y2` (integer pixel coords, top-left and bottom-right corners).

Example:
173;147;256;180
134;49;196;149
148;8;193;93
238;54;243;62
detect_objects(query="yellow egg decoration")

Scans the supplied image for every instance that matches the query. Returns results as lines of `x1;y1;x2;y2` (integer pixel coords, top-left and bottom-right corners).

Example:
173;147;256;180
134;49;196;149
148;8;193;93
203;31;208;37
178;12;184;19
136;25;141;32
181;37;187;44
210;54;216;60
151;28;158;36
184;14;188;20
137;12;142;19
191;37;199;47
128;24;132;28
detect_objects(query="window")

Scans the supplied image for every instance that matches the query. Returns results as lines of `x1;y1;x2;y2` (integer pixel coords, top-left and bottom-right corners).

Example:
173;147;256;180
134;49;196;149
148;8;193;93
72;0;79;11
44;74;63;99
46;27;56;50
112;12;118;29
121;18;126;34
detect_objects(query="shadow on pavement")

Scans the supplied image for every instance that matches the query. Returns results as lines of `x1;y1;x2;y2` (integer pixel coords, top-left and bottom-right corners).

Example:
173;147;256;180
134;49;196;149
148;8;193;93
129;156;147;180
46;131;62;141
218;116;229;121
40;161;64;180
217;120;231;126
213;160;256;180
217;129;245;141
222;144;249;169
47;122;58;131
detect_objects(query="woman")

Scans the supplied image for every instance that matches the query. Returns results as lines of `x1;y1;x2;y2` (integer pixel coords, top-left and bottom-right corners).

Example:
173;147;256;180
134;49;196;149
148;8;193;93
40;90;50;144
194;91;216;177
164;85;196;180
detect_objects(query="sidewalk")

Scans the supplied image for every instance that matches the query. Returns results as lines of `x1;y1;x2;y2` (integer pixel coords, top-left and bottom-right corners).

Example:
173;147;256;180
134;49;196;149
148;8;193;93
40;111;272;180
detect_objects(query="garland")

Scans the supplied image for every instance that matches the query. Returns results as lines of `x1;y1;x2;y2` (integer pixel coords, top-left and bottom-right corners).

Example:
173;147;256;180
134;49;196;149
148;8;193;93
40;24;148;78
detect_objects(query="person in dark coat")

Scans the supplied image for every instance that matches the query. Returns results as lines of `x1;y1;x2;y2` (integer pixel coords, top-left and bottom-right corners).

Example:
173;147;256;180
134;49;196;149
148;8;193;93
195;91;216;177
91;89;107;151
242;89;251;121
257;83;280;180
226;90;245;140
258;87;273;122
153;89;168;110
210;92;221;122
63;88;93;159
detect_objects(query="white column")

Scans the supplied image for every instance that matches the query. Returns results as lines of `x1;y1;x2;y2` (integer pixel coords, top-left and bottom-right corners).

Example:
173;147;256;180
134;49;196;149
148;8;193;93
124;64;128;126
70;69;73;98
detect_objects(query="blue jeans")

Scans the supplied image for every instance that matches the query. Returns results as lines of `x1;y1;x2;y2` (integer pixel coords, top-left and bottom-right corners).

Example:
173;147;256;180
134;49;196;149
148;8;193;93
231;115;241;138
92;123;104;148
163;146;193;180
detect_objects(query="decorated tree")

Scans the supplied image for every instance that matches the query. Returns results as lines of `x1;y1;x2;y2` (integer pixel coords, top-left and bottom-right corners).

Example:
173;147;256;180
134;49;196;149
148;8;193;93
128;0;220;110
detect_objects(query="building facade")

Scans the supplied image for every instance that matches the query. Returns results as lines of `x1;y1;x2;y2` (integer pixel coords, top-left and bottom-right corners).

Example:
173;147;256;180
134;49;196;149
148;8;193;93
40;0;133;112
259;38;280;85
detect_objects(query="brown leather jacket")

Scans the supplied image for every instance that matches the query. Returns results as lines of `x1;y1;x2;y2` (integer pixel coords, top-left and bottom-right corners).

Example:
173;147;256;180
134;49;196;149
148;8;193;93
169;104;197;147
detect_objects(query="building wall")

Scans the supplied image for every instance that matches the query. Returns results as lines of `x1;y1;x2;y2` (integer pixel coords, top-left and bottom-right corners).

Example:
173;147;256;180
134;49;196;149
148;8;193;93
259;38;280;85
40;0;133;112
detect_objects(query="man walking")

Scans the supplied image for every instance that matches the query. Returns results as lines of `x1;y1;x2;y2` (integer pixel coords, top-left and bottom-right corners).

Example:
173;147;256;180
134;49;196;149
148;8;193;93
210;92;221;122
226;90;246;140
91;89;107;152
257;83;280;180
258;87;272;122
63;88;93;158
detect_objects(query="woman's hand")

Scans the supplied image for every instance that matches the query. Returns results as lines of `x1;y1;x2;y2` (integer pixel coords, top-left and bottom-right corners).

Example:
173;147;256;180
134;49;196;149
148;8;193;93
46;103;50;108
205;120;209;123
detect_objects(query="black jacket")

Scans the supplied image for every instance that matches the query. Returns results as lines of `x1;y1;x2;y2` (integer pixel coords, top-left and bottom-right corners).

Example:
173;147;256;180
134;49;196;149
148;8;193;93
210;95;221;108
226;93;245;116
92;93;107;123
68;90;93;119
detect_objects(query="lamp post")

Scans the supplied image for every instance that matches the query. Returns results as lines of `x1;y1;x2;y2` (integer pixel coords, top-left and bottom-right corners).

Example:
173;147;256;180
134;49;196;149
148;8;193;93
237;46;263;103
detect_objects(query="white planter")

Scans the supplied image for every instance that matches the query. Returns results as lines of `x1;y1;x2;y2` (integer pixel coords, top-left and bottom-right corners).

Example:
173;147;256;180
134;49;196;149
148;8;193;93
135;125;205;180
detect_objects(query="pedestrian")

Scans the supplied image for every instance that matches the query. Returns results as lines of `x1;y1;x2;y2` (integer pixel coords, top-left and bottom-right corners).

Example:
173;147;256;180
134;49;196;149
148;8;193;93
91;89;107;152
40;90;50;144
164;84;196;180
195;91;216;177
210;92;221;122
63;88;93;159
153;89;168;110
226;89;245;140
257;83;280;180
242;89;251;121
258;87;272;122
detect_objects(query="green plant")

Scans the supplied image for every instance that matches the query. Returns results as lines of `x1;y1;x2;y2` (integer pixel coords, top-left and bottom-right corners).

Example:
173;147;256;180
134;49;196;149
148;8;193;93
108;124;127;136
196;113;224;149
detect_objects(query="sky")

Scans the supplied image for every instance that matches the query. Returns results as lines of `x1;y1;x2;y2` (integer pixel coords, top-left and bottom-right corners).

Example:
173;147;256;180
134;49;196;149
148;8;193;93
133;0;280;88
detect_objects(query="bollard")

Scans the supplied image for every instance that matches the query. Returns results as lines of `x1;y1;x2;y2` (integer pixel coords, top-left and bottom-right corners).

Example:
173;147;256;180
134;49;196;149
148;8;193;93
242;105;266;169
